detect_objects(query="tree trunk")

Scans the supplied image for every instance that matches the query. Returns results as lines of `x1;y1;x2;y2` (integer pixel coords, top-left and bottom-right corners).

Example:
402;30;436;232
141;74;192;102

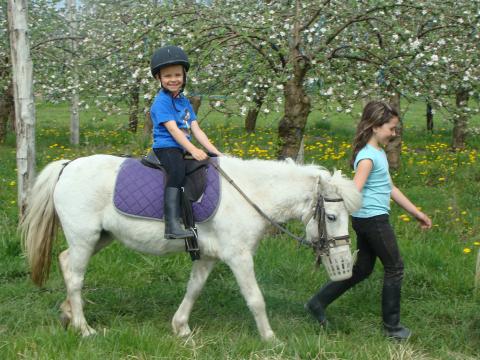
452;89;469;150
188;95;202;115
385;92;402;170
277;79;311;159
244;92;266;133
426;102;433;132
0;80;14;143
8;0;36;218
67;0;80;145
244;107;259;133
277;1;311;160
144;110;153;136
128;83;140;132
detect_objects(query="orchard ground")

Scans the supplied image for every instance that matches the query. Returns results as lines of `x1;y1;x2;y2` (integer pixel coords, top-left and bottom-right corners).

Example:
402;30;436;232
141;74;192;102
0;100;479;359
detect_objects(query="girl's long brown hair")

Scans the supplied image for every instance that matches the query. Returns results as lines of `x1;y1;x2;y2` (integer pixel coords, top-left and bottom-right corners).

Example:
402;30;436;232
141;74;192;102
350;101;399;168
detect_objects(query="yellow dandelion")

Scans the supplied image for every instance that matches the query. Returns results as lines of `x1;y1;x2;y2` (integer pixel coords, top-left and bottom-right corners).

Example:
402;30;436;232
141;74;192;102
463;248;471;254
474;242;480;246
9;181;16;186
438;177;445;181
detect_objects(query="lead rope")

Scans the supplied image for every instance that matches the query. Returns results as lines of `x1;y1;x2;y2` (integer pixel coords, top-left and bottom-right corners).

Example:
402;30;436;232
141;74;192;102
209;160;310;246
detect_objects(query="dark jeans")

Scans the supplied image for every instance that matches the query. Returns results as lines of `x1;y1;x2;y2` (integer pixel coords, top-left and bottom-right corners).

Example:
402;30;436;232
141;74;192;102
349;214;404;287
153;147;186;188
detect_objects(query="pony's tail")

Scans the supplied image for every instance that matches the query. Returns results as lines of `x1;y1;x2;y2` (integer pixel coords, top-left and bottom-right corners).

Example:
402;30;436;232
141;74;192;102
19;160;70;287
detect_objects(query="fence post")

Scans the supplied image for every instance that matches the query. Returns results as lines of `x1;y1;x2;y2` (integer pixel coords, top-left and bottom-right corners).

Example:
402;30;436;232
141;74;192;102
475;248;480;291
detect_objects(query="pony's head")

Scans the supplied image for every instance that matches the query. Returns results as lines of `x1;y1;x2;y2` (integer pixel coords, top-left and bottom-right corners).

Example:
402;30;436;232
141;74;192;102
304;170;362;278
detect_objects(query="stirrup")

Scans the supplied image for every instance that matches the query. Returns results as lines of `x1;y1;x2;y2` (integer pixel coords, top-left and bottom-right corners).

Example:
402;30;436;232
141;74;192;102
184;227;200;261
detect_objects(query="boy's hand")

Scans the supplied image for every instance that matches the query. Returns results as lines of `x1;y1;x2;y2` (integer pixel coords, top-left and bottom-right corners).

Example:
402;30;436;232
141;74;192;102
191;148;208;161
415;211;432;229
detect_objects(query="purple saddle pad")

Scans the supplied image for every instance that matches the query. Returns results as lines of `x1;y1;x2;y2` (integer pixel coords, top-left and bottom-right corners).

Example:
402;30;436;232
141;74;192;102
113;158;220;223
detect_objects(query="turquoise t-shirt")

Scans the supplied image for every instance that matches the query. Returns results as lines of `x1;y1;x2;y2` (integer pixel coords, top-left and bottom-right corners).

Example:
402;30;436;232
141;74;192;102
150;89;197;149
352;144;392;218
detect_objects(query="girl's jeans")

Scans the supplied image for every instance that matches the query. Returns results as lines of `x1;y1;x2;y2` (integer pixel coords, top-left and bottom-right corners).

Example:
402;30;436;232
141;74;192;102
348;214;404;287
153;147;186;188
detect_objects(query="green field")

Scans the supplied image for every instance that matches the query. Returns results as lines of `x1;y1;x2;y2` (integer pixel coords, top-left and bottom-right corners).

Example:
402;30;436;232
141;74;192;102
0;101;479;359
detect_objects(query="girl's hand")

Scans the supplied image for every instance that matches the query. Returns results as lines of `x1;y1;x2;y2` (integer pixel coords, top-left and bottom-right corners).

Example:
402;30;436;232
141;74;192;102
415;211;432;229
191;148;208;161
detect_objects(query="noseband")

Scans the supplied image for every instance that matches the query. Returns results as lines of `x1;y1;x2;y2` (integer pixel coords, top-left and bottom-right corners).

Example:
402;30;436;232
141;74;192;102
312;196;351;257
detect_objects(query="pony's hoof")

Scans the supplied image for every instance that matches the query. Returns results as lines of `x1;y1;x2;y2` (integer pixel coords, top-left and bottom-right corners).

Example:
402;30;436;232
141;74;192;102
81;325;97;337
59;313;71;330
174;324;192;338
262;331;278;342
267;335;284;348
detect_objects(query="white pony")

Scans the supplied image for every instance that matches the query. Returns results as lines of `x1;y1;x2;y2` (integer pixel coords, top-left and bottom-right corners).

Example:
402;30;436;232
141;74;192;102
21;155;361;341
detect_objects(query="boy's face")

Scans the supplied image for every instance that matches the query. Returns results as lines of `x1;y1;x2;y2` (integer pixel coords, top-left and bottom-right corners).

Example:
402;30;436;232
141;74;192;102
159;64;184;95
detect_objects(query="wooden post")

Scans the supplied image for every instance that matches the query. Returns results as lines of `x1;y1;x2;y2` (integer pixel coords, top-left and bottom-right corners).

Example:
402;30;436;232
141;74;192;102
475;248;480;291
7;0;36;218
67;0;80;144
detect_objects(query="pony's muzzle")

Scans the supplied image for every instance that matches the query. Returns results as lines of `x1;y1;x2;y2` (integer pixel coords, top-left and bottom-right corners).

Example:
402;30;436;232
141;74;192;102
320;242;357;281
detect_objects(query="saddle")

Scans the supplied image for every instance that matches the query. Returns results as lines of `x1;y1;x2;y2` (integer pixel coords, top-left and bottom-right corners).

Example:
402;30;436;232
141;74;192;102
141;150;210;203
113;151;221;261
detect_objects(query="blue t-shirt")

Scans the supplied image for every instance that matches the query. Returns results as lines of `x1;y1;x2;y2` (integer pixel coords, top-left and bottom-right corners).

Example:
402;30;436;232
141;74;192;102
352;144;392;218
150;89;197;149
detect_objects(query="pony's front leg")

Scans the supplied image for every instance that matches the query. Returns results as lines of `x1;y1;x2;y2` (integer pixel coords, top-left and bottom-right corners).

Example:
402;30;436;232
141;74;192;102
226;254;275;341
172;258;217;337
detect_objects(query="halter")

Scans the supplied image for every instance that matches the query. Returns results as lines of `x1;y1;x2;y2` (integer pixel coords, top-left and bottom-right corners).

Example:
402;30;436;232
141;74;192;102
311;195;351;257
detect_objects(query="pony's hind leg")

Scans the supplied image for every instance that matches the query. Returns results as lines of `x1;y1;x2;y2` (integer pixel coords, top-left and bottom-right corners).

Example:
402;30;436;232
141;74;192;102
58;232;112;336
58;246;96;336
58;250;73;329
172;258;217;337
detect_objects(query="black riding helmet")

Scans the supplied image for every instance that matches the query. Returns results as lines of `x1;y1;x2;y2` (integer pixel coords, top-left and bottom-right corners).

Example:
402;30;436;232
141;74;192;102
150;45;190;78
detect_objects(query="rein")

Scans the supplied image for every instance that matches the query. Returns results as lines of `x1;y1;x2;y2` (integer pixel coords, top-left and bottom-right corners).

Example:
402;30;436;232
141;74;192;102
209;160;309;245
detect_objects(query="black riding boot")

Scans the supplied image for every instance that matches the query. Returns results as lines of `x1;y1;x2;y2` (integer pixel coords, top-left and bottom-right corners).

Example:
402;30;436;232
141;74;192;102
382;283;411;340
164;187;194;239
305;280;353;325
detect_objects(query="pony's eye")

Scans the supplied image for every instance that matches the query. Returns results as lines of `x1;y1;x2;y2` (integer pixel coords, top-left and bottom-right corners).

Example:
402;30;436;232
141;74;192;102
326;214;336;221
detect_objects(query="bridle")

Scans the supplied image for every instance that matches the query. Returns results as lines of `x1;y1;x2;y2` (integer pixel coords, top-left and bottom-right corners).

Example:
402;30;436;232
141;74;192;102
311;195;351;257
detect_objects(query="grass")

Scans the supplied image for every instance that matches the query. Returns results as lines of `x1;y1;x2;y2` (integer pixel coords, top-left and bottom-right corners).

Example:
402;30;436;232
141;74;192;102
0;99;479;359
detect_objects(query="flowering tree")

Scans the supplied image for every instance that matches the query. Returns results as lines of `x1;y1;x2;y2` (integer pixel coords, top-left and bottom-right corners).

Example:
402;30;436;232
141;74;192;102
320;1;478;166
412;1;480;149
74;1;195;133
182;0;445;159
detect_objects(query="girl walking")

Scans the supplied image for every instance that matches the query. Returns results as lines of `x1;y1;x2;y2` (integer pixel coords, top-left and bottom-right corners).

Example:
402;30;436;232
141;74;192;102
306;101;432;340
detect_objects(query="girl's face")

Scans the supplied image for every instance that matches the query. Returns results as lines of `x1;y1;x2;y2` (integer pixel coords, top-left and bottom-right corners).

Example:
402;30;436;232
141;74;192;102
159;64;184;95
372;116;399;146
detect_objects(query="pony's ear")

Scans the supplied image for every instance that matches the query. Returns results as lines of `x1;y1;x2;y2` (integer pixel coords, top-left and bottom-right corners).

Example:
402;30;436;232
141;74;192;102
330;171;362;213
